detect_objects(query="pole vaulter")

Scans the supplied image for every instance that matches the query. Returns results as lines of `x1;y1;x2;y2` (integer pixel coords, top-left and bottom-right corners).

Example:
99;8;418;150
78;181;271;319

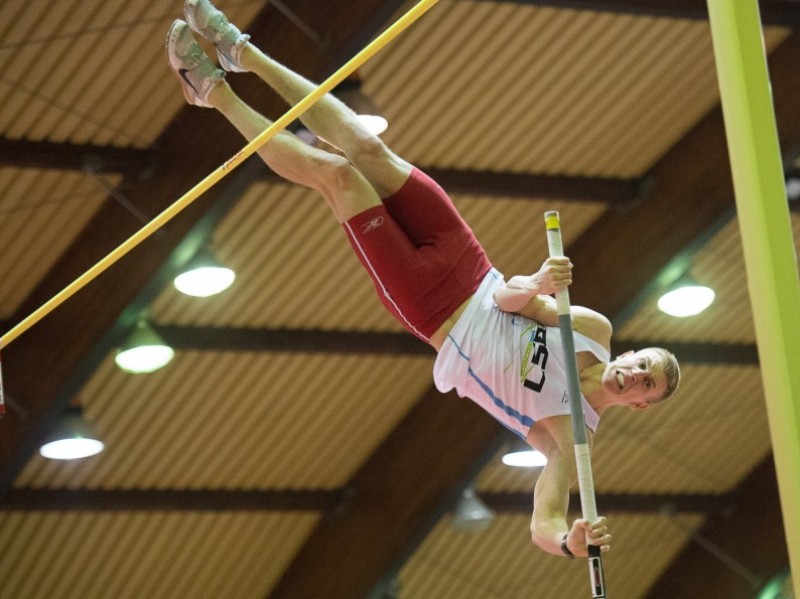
3;5;685;595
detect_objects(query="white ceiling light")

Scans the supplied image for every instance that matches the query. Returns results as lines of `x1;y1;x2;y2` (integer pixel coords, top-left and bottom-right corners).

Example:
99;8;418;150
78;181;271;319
355;114;389;136
658;284;715;317
115;321;174;374
174;249;235;298
452;488;495;532
502;447;548;468
39;408;104;460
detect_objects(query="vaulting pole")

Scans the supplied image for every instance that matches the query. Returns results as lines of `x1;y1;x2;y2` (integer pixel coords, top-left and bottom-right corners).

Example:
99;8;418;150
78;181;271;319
545;211;607;598
706;0;800;590
0;0;441;353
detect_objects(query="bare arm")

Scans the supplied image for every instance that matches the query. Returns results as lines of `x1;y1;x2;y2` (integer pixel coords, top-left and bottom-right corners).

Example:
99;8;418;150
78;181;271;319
494;257;614;347
529;416;611;557
493;257;572;325
530;417;575;555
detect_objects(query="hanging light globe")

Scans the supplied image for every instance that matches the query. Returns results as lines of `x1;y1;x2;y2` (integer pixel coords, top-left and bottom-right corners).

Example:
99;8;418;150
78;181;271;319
658;284;715;317
173;249;235;298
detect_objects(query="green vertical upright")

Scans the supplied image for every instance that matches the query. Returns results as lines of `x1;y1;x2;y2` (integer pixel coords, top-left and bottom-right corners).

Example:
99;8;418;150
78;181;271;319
706;0;800;590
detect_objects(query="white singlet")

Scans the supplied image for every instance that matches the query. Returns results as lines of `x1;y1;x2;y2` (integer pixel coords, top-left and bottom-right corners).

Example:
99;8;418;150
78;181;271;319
433;268;610;441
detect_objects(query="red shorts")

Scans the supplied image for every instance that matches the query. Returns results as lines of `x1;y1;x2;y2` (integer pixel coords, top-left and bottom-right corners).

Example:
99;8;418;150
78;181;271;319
343;167;492;342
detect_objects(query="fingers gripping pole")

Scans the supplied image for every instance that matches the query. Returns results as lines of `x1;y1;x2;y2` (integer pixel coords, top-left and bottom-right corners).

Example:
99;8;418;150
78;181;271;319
0;0;441;352
544;211;607;599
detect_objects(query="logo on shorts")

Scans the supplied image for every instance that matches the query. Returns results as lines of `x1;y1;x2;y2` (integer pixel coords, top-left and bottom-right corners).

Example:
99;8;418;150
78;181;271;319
361;216;384;233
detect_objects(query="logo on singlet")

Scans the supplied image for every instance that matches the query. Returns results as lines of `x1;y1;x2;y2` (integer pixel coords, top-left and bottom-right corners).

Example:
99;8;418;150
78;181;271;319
521;325;549;393
361;216;384;233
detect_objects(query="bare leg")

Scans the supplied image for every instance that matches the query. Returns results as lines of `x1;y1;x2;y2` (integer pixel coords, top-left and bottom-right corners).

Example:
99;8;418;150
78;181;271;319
237;44;413;198
167;16;385;222
207;81;382;222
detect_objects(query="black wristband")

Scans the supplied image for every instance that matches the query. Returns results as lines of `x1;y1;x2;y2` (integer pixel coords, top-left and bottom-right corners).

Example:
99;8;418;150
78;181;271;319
561;533;575;559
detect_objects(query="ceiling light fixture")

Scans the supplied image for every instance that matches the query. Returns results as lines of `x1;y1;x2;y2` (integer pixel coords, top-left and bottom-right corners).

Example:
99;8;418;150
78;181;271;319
115;320;174;374
39;406;104;460
657;280;715;317
502;443;548;468
173;248;235;297
452;488;495;532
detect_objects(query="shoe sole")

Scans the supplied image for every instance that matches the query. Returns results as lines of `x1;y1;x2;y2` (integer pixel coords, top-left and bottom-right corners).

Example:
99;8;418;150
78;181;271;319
183;0;248;73
166;20;208;107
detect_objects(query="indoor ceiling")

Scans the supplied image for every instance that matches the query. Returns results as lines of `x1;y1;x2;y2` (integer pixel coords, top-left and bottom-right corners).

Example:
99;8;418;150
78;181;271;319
0;1;798;598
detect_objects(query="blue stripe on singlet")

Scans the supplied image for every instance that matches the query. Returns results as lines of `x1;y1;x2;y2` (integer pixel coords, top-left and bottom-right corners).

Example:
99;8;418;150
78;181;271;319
447;334;534;440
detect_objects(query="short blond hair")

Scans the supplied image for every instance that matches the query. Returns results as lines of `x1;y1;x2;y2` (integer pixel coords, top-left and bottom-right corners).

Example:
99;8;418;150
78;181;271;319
646;347;680;403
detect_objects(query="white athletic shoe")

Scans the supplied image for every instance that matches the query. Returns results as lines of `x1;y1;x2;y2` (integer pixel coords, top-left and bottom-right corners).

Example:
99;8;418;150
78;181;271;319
166;19;225;108
184;0;251;73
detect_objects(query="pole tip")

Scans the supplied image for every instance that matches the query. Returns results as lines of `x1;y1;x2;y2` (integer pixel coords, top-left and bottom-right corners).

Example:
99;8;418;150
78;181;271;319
544;211;560;231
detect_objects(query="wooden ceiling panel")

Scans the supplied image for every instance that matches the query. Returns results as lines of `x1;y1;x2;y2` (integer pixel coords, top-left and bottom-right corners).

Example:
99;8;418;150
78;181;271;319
0;510;319;599
396;512;703;599
365;2;790;178
15;351;433;491
0;169;113;318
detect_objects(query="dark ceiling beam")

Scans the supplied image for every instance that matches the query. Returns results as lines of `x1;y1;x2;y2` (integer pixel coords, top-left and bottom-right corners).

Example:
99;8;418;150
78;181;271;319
474;0;800;29
0;487;732;516
484;491;737;516
155;325;432;356
0;134;639;203
611;340;759;365
0;488;345;512
154;324;757;364
2;135;641;203
424;168;641;202
645;456;788;598
272;33;800;599
0;137;158;176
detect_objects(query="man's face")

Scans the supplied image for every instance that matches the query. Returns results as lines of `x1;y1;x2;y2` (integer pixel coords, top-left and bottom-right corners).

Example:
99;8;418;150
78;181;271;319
603;349;668;408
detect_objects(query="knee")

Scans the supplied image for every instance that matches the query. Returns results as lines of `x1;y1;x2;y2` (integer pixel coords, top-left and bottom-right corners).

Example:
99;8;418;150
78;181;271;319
346;131;392;165
309;152;381;221
313;153;364;193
